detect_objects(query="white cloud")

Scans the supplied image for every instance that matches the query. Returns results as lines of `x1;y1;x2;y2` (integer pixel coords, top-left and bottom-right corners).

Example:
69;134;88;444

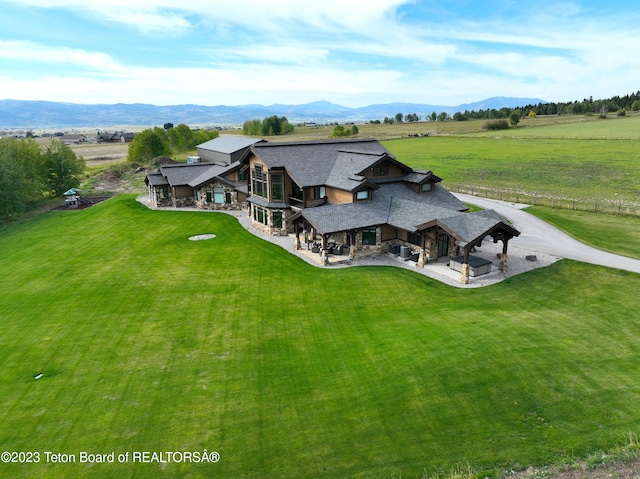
0;40;122;72
1;1;639;107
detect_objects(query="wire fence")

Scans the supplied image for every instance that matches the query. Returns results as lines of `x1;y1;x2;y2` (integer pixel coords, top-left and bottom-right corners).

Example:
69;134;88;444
447;184;640;217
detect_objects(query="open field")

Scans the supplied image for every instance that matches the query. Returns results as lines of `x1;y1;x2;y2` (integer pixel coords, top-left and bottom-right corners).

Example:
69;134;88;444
382;136;640;207
71;142;129;167
1;196;639;478
467;113;640;139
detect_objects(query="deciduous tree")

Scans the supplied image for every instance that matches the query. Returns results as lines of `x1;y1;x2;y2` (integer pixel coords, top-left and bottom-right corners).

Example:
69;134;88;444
127;128;171;163
40;140;86;197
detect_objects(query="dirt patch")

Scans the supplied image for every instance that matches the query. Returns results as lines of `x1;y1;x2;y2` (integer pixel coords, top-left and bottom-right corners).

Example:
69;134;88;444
508;458;640;479
51;196;112;211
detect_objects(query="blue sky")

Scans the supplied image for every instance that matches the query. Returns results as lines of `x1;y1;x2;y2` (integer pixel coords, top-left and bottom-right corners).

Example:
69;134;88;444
0;0;638;107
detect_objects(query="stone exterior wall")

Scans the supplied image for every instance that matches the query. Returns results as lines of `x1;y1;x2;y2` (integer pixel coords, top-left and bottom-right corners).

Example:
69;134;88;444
250;205;290;236
172;196;196;208
354;227;385;258
149;185;172;207
195;181;243;211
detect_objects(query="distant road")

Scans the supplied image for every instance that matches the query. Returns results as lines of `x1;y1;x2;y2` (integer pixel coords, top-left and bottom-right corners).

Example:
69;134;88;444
455;193;640;274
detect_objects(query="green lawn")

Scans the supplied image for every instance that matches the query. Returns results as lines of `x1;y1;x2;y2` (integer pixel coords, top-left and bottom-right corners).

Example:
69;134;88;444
1;196;640;478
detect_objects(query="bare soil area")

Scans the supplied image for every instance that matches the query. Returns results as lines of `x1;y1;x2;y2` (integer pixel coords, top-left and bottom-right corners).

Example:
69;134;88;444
509;458;640;479
51;196;112;211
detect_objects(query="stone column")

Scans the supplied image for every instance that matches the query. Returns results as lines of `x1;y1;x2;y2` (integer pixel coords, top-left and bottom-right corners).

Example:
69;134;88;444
425;233;437;262
499;253;508;272
499;239;509;272
321;235;329;265
459;247;470;284
417;248;425;268
459;263;470;284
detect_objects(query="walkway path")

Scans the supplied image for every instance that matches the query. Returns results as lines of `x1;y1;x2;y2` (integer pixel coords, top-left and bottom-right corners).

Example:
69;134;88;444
136;194;639;288
455;193;640;274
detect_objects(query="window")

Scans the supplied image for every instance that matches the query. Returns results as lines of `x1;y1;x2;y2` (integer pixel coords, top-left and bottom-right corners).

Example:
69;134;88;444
421;182;433;193
372;164;389;176
238;169;248;182
273;211;283;229
213;187;225;204
362;228;377;245
356;190;369;201
313;186;326;199
253;206;268;225
252;164;267;198
407;232;421;245
271;174;283;201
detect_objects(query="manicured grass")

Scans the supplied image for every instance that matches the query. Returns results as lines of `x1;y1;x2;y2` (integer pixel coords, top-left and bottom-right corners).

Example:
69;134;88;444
526;206;640;259
1;196;640;478
383;136;640;203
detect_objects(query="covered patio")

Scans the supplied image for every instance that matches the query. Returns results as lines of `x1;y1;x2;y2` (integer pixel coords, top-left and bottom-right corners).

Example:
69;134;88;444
289;206;521;284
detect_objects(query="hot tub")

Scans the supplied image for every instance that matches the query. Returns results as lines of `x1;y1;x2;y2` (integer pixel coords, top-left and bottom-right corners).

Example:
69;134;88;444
449;255;493;276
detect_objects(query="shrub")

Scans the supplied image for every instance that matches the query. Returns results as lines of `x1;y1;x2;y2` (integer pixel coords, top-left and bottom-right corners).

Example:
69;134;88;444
483;119;510;130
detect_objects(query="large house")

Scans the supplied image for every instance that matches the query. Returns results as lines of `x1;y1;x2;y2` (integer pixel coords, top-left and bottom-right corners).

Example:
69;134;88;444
145;137;519;283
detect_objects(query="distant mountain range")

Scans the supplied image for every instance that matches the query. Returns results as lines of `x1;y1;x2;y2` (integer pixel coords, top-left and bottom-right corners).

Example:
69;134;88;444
0;97;546;130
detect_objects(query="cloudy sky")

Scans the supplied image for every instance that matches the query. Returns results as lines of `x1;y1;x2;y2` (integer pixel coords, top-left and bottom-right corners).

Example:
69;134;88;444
0;0;638;107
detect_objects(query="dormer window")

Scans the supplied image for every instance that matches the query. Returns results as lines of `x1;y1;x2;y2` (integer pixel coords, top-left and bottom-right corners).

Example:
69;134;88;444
356;190;370;201
421;182;433;193
372;164;389;176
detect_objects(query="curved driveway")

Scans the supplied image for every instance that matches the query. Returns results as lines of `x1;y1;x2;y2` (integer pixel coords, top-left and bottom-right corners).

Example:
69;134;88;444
455;193;640;275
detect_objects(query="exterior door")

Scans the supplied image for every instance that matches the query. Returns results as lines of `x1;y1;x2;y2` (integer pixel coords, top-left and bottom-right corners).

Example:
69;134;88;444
437;234;449;257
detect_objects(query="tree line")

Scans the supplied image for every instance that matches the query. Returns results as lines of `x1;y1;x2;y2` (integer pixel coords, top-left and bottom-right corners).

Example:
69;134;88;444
369;91;640;124
241;116;294;136
127;124;219;163
0;138;85;221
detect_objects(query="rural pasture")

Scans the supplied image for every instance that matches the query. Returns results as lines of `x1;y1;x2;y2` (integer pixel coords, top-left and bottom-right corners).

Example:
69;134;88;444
2;113;639;478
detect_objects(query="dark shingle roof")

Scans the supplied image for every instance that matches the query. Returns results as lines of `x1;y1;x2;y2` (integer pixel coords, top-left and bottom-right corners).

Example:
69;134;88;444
188;161;242;188
301;199;389;233
159;163;212;187
251;138;395;188
145;171;169;187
